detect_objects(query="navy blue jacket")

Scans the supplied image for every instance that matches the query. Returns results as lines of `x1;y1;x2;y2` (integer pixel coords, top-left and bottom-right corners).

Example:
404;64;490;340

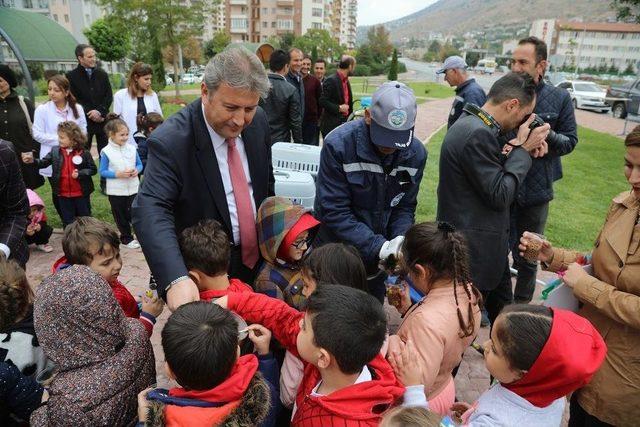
448;78;487;128
314;120;427;267
507;81;578;207
0;361;44;425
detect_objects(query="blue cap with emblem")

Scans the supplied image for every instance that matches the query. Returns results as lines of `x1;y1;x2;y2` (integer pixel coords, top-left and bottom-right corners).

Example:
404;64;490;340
369;81;417;150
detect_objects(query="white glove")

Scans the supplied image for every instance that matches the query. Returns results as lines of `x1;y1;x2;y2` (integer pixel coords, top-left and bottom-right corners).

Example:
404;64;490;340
379;236;405;262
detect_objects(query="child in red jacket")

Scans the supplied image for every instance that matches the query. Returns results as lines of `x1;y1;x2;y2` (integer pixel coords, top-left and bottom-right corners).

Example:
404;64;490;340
178;219;253;301
53;217;163;336
217;284;405;426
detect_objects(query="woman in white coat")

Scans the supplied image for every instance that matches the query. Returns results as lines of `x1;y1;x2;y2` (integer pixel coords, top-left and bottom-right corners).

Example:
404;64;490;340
33;74;87;218
113;63;162;147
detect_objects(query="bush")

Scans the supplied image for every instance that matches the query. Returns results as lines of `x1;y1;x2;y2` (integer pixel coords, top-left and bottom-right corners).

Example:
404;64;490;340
398;62;407;73
36;79;48;96
109;73;126;90
353;64;372;76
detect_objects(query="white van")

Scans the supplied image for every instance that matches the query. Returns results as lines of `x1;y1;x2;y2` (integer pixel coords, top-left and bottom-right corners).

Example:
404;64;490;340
476;59;497;75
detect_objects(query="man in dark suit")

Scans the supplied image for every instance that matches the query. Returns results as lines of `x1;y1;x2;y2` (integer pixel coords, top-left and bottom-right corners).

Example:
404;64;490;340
437;72;549;324
66;44;113;154
0;140;29;268
320;55;355;137
132;48;273;311
285;48;305;121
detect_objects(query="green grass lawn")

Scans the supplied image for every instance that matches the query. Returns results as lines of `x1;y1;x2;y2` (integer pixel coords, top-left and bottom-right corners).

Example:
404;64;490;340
349;77;453;106
38;92;626;253
416;126;628;252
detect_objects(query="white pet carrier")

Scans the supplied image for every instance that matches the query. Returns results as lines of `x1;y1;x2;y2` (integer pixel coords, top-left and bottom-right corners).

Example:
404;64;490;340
271;142;321;178
274;170;316;210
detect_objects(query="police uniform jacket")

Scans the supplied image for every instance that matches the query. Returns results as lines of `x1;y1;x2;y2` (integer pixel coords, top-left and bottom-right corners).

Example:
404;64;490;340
314;119;427;268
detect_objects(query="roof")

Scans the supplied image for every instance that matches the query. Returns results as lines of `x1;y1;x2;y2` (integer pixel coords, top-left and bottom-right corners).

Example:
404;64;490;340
0;8;78;62
556;20;640;34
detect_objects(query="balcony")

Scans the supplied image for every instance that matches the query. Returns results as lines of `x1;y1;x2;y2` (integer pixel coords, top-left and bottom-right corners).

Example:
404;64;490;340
230;0;247;4
277;0;293;5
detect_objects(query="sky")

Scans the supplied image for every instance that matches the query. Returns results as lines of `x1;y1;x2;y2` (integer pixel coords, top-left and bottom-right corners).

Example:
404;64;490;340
357;0;438;26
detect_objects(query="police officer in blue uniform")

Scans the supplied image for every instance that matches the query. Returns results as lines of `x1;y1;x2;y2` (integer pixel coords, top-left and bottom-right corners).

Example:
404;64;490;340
314;82;427;302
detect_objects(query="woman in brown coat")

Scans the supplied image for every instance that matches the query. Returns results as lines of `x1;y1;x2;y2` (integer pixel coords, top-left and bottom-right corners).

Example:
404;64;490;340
520;125;640;427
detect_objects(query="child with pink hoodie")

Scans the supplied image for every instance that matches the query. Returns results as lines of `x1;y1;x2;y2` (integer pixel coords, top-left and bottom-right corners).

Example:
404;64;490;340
24;189;53;253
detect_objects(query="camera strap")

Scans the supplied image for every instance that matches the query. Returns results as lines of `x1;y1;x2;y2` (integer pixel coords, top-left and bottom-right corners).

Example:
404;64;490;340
463;103;502;133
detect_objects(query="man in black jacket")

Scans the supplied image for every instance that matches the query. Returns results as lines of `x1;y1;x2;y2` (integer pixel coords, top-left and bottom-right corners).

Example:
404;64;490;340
285;48;305;121
437;72;550;324
320;55;355;137
509;37;578;303
0;140;29;268
66;44;113;155
260;49;303;144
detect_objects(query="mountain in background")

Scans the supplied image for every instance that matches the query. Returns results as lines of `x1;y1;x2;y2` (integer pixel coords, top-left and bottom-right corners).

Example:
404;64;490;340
357;0;615;44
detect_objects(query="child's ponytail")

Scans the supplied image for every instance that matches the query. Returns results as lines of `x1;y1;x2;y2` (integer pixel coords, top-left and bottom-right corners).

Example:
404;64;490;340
441;222;482;338
402;221;482;338
104;113;129;136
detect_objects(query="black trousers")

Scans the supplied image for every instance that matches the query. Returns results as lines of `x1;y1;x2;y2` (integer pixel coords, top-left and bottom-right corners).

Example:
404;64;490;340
302;121;320;146
510;202;549;303
481;261;513;325
569;394;614;427
25;222;53;245
86;126;109;154
108;195;136;244
229;245;259;286
47;178;62;221
58;196;91;228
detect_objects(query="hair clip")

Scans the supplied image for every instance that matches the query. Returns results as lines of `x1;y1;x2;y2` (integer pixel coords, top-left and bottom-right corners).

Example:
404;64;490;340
437;221;456;233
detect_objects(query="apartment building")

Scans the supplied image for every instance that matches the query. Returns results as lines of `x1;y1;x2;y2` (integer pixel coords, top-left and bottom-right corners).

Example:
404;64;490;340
530;19;640;72
224;0;355;48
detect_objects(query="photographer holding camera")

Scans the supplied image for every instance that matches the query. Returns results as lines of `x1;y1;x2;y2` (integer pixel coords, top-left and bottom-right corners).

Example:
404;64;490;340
509;37;578;305
437;72;550;324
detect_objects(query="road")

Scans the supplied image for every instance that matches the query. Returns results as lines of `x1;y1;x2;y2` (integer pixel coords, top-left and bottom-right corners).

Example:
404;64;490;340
400;57;501;90
400;58;630;138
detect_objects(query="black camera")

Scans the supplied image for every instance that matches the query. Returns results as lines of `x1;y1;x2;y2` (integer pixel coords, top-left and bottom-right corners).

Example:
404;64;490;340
528;115;545;130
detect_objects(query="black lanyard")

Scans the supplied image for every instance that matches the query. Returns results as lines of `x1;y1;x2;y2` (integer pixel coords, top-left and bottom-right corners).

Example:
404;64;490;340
463;103;501;133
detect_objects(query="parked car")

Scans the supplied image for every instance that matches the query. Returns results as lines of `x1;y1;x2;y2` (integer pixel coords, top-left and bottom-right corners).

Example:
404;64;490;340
607;78;640;119
476;59;497;75
181;73;197;84
165;75;174;85
556;80;610;113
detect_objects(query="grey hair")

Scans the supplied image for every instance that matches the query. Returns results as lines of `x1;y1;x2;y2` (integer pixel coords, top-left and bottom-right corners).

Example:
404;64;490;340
204;47;271;98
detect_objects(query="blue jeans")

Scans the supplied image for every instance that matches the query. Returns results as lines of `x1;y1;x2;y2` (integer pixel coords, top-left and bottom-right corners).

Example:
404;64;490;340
58;196;91;228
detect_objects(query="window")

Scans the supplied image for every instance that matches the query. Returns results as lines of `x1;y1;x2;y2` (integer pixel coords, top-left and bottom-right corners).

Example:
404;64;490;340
262;7;268;14
271;8;276;13
64;14;69;23
312;7;322;17
277;19;293;30
85;14;90;24
271;21;276;28
231;18;248;29
312;22;323;29
53;14;59;21
262;21;267;28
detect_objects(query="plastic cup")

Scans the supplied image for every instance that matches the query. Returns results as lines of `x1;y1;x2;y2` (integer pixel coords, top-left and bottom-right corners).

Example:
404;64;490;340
523;233;546;262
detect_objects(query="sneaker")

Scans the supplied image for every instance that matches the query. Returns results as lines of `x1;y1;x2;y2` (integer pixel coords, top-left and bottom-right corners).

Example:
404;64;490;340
36;244;53;253
124;240;140;249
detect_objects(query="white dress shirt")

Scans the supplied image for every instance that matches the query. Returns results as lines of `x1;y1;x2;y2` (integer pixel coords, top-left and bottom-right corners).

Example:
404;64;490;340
202;104;256;245
33;101;87;177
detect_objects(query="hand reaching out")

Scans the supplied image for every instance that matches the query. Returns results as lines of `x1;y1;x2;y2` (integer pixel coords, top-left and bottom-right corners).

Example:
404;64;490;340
388;339;423;387
247;324;272;355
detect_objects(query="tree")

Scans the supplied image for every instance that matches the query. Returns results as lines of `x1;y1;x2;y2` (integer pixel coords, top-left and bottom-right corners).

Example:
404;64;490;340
163;37;202;65
311;45;318;64
466;51;481;67
204;31;231;59
428;40;442;55
438;42;460;62
623;63;636;75
293;29;343;62
279;32;296;52
83;17;130;62
366;25;393;63
388;49;398;81
97;0;212;97
612;0;640;23
147;22;166;92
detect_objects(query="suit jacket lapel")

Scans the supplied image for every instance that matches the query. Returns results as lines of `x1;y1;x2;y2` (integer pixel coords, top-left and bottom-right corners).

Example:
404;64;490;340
192;101;233;235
